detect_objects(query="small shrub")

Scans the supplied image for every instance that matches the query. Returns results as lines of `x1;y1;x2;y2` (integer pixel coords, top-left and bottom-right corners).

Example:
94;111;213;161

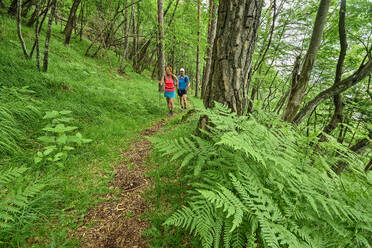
34;110;92;167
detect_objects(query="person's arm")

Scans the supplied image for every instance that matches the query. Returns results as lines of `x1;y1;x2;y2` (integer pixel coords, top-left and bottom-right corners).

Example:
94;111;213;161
186;76;190;88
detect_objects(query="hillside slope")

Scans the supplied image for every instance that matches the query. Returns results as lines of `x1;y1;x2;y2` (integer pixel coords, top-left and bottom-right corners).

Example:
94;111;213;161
0;13;166;247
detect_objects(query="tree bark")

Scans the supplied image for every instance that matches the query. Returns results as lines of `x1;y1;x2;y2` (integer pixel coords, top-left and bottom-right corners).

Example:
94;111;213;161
17;0;29;58
35;0;41;70
293;58;372;125
319;0;348;142
29;0;50;58
195;0;201;97
201;0;217;99
119;0;129;73
64;0;82;46
43;0;58;72
203;0;263;115
157;0;165;83
282;0;331;122
131;0;137;69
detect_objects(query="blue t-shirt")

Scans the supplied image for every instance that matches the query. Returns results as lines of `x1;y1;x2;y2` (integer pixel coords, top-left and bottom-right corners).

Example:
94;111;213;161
177;75;189;90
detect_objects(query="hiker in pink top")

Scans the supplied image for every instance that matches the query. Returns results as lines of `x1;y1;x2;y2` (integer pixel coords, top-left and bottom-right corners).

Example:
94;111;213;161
159;66;178;116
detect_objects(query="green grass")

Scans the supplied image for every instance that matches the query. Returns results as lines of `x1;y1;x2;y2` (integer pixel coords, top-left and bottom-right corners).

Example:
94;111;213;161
0;12;170;247
143;108;203;248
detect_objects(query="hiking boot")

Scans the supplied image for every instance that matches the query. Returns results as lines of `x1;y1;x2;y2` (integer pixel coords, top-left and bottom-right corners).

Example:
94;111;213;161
168;111;172;117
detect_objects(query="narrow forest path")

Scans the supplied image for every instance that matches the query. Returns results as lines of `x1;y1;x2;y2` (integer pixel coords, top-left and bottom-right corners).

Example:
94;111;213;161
72;119;166;248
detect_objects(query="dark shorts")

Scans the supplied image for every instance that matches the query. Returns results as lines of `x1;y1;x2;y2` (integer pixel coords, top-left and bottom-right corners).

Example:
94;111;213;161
177;89;187;97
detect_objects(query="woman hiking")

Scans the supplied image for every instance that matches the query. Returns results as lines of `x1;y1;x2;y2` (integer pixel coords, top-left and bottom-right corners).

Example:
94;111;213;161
159;66;178;116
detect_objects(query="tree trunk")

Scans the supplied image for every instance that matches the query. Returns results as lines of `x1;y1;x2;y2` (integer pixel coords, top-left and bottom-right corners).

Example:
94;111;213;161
203;0;263;115
195;0;201;97
202;0;217;99
64;0;82;45
29;0;50;58
157;0;165;83
319;0;348;142
43;0;58;72
282;0;331;122
17;0;29;58
293;58;372;125
119;0;129;73
35;0;41;70
131;0;137;69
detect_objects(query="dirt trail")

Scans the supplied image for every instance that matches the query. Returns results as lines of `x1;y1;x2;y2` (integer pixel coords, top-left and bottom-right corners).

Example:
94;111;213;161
72;119;166;248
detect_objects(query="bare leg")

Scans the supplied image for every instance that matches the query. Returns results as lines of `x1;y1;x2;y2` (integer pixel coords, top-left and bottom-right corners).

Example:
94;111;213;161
170;98;174;111
179;94;183;108
166;98;171;111
183;95;188;109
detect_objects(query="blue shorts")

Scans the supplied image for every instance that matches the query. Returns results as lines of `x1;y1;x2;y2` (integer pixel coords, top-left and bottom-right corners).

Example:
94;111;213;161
164;91;175;98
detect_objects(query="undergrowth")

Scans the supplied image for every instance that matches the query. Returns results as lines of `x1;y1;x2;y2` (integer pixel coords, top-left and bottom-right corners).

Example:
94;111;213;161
148;103;372;248
0;13;165;247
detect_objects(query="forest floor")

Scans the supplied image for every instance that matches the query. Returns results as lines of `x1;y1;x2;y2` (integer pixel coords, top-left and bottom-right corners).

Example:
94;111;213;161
71;119;166;248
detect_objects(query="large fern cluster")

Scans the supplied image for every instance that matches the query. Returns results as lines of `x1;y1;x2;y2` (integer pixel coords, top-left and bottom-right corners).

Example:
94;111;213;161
0;167;45;241
157;104;372;248
0;86;40;155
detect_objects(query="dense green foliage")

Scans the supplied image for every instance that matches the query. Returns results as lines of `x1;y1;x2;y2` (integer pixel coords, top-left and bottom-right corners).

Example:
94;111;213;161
0;13;165;246
154;104;371;247
1;0;371;247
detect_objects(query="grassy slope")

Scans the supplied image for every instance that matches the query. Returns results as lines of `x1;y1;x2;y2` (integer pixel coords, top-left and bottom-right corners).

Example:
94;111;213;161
0;13;168;247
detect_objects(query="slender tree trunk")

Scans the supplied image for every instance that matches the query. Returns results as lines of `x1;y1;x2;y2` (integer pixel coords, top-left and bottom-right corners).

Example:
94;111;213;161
35;0;41;70
319;0;348;141
43;0;58;72
17;0;29;58
131;0;137;69
195;0;201;97
293;58;372;125
79;0;85;41
203;0;263;115
119;0;129;73
282;0;331;122
157;0;165;84
64;0;82;45
29;1;50;58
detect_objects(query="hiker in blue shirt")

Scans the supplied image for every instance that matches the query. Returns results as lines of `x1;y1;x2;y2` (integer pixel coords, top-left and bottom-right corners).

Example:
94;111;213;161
177;68;190;111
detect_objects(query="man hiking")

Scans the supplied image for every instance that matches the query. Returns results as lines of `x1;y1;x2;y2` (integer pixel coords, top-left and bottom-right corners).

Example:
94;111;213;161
159;66;178;116
177;68;190;111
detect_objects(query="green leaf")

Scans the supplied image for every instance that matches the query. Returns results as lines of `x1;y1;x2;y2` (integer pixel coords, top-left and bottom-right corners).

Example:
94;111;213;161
34;156;42;164
43;111;59;119
43;146;56;156
37;136;55;143
59;110;72;115
56;134;68;145
63;146;75;151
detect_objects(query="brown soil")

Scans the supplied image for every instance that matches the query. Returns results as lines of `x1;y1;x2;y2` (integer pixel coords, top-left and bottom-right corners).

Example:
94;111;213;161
72;119;166;248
